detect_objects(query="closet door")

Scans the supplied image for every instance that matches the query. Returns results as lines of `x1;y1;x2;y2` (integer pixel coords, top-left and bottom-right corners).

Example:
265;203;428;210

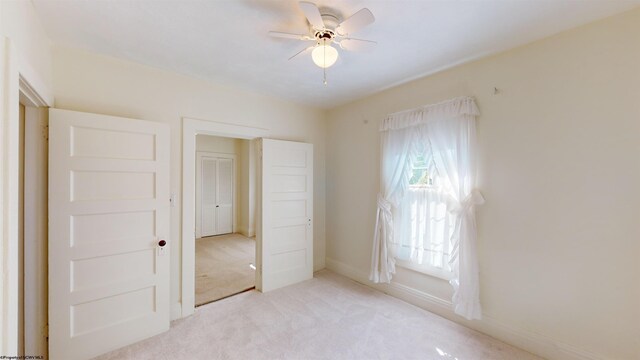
200;158;218;237
216;158;233;235
197;153;234;237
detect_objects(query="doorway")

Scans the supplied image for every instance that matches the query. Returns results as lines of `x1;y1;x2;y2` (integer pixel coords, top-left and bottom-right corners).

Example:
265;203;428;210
181;118;314;318
194;135;256;306
181;118;267;317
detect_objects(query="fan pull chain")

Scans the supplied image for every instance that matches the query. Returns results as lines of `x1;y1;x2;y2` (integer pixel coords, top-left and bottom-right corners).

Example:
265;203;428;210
323;39;328;86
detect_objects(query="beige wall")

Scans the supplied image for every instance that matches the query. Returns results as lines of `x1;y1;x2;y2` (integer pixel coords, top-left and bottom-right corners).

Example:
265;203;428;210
0;0;53;100
196;134;238;154
326;9;640;360
236;139;256;237
52;46;327;320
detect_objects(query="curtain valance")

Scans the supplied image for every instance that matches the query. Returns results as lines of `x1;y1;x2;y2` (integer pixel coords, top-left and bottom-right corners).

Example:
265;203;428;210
380;97;479;131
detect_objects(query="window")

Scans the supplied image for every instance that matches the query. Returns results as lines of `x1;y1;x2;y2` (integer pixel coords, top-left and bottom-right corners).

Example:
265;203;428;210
394;154;454;280
409;155;433;186
372;96;482;319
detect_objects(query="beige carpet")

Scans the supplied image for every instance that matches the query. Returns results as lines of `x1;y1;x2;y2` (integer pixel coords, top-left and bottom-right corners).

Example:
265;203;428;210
96;270;541;360
195;233;255;306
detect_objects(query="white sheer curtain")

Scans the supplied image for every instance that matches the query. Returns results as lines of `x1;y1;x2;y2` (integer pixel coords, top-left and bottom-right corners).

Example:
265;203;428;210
370;97;484;320
370;125;415;283
395;186;453;271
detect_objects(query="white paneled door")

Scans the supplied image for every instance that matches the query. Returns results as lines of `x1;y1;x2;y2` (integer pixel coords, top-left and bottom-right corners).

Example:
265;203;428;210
196;154;233;237
216;158;233;234
48;109;170;360
200;157;217;236
258;139;313;292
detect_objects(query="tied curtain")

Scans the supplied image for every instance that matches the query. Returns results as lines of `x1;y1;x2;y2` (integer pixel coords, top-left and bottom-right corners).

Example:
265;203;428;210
370;97;484;320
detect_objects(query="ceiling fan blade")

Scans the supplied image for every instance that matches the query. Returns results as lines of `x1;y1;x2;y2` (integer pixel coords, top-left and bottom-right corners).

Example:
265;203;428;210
288;45;316;61
269;31;312;41
339;38;377;52
299;1;325;30
336;8;375;36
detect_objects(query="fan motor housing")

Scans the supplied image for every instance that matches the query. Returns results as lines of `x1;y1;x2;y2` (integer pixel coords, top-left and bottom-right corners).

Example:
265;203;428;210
314;29;335;41
313;13;340;42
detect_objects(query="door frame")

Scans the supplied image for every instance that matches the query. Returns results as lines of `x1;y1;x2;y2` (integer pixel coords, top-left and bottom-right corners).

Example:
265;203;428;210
195;151;237;238
181;118;268;318
21;103;48;359
1;36;53;355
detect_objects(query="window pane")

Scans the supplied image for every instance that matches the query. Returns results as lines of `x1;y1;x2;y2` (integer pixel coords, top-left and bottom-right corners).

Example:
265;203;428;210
409;154;433;185
394;187;454;273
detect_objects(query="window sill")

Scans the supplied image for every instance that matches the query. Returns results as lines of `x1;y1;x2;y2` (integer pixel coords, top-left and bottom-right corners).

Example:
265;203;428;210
395;259;453;281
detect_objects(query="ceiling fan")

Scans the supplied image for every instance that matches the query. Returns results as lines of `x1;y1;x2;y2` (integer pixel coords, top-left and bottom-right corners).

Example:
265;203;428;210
269;1;376;84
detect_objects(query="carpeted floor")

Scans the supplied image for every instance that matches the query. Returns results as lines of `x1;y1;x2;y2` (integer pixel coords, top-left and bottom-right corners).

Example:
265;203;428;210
195;233;256;306
96;270;541;360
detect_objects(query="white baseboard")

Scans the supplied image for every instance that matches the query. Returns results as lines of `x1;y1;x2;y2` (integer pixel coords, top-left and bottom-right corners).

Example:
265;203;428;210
325;257;606;360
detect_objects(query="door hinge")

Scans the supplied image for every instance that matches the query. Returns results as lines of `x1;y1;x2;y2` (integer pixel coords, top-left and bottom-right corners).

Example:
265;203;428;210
42;124;49;141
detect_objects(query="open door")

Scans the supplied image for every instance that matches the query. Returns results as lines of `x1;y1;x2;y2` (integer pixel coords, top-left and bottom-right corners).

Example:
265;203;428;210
257;139;313;292
48;109;170;360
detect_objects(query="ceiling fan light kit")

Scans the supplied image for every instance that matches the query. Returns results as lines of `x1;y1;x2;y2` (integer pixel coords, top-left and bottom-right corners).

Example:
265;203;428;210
269;1;376;84
311;40;338;68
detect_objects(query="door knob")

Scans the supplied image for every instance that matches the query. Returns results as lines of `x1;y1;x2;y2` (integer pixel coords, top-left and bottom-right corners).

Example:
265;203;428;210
158;240;167;247
216;205;220;208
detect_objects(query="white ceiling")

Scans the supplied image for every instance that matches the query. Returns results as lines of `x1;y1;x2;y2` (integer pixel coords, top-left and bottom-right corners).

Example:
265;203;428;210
33;0;640;109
